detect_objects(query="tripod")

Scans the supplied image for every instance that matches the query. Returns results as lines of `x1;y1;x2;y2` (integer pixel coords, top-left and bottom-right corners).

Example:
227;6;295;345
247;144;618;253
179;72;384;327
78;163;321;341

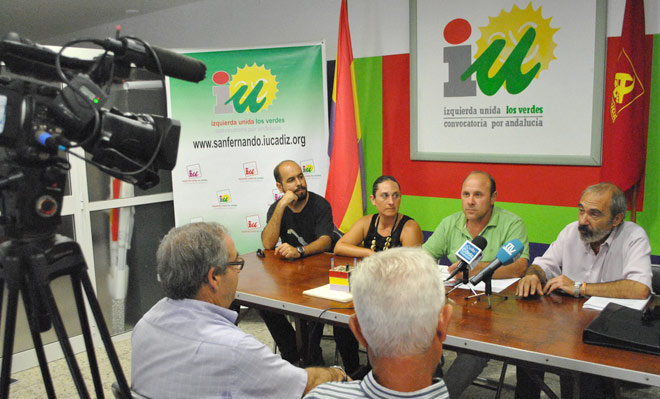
0;234;131;398
467;274;508;309
446;268;478;297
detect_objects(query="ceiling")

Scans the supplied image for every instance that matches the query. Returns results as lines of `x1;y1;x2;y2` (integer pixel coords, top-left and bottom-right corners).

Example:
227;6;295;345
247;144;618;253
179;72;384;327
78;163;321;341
0;0;205;43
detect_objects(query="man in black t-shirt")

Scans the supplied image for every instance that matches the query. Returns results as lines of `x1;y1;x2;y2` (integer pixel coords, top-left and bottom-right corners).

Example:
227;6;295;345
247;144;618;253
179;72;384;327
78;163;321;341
259;160;334;367
262;160;333;258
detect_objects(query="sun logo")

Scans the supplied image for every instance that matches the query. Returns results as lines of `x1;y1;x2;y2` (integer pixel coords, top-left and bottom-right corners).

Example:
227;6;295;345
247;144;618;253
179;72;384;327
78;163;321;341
475;3;558;79
228;63;278;113
460;2;559;96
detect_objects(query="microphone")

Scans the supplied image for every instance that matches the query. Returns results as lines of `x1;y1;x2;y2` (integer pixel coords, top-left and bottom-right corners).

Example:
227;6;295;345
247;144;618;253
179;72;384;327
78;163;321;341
445;235;487;281
102;37;207;83
470;239;524;285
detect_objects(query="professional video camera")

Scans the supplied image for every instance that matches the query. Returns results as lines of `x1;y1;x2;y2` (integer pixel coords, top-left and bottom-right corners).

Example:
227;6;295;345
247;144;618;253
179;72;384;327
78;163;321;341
0;31;206;398
0;31;206;238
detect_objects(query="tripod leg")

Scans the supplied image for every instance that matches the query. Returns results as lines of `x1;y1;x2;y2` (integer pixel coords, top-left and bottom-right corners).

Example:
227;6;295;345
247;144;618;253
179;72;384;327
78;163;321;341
38;282;91;398
80;270;131;397
446;284;461;295
0;277;4;321
70;273;105;399
0;285;20;399
20;285;57;398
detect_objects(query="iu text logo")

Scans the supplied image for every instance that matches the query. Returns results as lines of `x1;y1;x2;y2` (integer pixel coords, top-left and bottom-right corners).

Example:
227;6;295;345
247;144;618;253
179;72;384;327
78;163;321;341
212;64;279;114
444;3;559;97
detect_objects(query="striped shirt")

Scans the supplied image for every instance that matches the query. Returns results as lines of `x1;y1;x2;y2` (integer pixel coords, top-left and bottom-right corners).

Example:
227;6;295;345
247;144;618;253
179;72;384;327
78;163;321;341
304;371;449;399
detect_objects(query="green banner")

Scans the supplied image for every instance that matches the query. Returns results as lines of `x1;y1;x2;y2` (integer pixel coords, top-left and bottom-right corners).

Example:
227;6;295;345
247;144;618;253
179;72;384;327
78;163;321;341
169;44;330;254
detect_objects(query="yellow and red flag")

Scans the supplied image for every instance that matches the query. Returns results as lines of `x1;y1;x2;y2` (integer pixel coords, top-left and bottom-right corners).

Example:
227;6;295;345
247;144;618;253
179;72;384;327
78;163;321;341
601;0;652;193
326;0;365;232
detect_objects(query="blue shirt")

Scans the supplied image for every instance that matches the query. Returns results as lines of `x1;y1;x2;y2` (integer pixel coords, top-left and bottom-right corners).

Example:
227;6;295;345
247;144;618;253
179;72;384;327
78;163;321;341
304;371;449;399
131;298;308;398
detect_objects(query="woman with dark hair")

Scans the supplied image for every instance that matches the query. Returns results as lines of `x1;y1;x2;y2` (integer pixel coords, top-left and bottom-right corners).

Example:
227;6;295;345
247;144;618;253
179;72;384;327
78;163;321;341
334;176;424;257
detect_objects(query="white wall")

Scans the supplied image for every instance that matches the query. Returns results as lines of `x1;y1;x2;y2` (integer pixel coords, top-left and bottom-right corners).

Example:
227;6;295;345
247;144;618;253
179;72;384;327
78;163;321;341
43;0;409;59
43;0;660;61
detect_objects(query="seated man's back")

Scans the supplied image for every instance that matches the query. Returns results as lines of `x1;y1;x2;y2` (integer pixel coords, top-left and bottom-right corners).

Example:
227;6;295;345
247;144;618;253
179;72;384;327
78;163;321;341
131;222;346;398
132;297;306;398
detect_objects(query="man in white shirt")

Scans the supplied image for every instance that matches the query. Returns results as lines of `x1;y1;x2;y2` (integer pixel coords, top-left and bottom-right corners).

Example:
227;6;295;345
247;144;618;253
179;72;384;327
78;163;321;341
516;182;652;398
517;182;651;299
131;222;346;398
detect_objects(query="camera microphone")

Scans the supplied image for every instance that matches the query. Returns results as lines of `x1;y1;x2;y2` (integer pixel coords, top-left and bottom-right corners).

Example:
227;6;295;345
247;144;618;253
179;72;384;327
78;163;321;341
101;37;207;83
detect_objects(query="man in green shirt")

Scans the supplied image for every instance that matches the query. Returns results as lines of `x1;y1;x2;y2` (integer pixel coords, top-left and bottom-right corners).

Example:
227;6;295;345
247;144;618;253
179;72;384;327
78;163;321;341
423;170;529;278
423;170;529;398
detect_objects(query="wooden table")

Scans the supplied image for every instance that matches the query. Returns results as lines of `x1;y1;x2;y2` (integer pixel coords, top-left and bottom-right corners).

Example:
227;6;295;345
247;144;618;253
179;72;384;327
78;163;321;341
235;251;356;325
235;250;660;387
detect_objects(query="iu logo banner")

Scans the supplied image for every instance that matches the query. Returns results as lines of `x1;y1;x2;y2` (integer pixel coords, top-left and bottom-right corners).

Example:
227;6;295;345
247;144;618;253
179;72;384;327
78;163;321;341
412;0;606;166
169;43;330;254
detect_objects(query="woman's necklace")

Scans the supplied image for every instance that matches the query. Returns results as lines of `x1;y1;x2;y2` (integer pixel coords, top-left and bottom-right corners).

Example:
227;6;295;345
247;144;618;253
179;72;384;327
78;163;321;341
371;213;399;251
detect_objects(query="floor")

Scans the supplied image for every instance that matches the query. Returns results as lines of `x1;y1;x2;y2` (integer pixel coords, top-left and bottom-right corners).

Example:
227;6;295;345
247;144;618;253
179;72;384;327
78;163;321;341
8;307;660;398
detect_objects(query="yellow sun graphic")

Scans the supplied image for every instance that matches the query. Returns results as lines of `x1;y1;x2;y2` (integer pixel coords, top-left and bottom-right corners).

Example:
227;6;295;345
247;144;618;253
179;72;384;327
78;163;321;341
475;3;559;78
229;63;279;111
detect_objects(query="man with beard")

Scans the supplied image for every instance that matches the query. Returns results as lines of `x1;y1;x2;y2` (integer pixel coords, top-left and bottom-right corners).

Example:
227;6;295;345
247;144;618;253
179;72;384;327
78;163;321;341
516;182;651;299
260;160;335;368
262;160;333;259
516;182;652;398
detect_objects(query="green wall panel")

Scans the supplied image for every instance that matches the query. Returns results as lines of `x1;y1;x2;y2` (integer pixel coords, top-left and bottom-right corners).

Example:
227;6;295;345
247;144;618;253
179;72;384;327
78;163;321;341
635;34;660;251
354;56;383;215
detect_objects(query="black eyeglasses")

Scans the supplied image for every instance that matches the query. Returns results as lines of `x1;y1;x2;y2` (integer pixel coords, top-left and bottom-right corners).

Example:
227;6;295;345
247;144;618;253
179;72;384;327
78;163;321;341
225;257;245;271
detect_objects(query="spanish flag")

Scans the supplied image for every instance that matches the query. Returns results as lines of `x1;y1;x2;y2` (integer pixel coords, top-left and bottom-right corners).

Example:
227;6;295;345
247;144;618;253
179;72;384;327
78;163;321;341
326;0;366;233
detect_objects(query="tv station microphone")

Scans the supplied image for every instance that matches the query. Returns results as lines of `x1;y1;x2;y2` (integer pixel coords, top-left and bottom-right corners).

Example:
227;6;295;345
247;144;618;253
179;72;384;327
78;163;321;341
445;235;487;281
470;238;524;285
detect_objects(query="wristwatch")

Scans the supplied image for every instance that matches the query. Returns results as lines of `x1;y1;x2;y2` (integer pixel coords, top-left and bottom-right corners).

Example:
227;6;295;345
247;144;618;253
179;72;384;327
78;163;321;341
297;246;305;258
330;365;348;382
574;281;582;297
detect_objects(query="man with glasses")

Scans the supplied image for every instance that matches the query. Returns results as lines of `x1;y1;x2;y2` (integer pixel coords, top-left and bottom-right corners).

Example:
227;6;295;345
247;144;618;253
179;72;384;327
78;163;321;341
131;222;347;398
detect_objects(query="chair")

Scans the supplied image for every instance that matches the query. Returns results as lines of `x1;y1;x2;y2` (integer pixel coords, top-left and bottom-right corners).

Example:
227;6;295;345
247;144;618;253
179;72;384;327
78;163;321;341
651;264;660;294
111;382;151;399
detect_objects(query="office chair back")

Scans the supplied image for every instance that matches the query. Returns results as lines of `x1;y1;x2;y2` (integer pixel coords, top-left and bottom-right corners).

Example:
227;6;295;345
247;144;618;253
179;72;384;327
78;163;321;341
651;264;660;294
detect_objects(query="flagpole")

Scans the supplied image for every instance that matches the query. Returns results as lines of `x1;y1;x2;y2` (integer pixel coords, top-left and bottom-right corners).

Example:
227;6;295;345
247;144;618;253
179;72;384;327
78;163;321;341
631;181;638;223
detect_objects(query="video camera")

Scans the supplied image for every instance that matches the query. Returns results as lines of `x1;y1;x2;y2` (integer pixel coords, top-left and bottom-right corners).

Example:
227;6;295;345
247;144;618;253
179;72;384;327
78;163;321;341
0;32;206;238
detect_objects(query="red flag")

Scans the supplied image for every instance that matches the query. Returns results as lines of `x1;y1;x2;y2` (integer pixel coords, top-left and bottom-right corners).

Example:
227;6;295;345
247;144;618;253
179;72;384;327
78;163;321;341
326;0;365;232
601;0;652;193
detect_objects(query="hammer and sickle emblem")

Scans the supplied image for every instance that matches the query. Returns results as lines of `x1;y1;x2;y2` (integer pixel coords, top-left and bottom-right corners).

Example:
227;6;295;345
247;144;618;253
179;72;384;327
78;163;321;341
613;73;634;104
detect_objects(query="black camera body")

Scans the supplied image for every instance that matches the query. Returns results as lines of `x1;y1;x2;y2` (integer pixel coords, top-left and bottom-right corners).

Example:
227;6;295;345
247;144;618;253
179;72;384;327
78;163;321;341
0;32;201;239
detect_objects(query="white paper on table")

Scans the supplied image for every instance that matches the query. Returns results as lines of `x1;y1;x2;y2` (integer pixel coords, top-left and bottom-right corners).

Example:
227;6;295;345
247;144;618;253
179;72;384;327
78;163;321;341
582;296;651;311
438;265;451;281
452;278;520;293
303;284;353;303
